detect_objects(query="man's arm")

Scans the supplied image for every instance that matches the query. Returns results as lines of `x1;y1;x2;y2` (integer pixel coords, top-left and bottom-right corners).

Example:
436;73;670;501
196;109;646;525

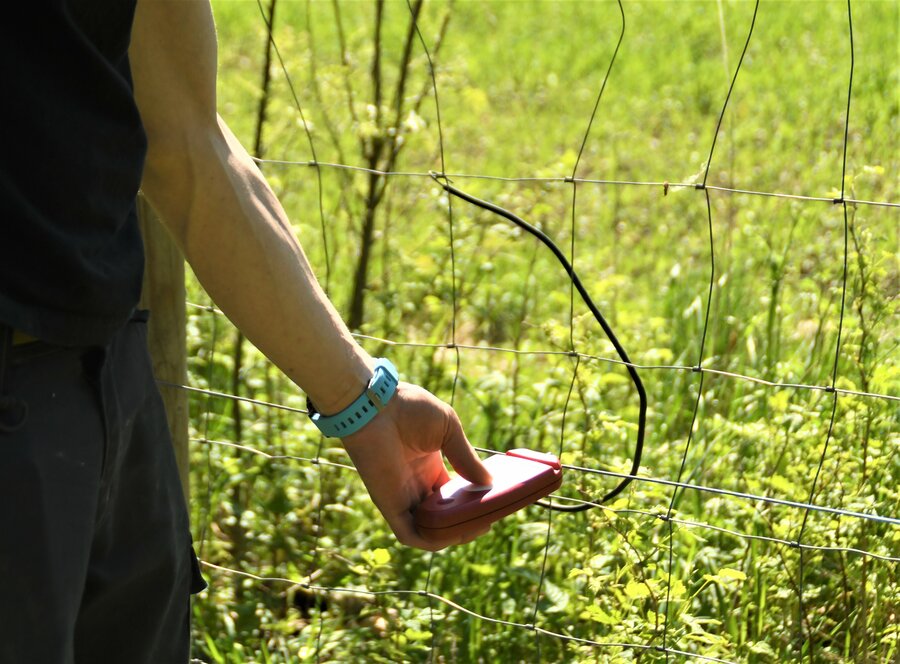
129;0;490;550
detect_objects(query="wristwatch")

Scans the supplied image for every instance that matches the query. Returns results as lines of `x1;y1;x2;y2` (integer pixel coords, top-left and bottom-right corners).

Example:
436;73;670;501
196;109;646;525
307;358;399;438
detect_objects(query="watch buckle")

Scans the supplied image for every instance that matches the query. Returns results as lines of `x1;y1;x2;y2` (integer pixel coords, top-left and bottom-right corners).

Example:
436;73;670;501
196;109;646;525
367;385;386;411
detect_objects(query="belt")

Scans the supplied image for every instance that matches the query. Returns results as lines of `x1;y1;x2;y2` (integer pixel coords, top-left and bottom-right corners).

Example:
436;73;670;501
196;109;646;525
12;330;37;346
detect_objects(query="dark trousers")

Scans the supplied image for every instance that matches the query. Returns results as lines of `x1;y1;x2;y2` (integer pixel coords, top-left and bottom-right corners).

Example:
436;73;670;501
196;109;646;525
0;313;204;664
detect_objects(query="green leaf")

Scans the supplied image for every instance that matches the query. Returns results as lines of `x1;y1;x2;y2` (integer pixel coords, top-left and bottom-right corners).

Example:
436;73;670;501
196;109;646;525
749;641;777;656
767;474;794;495
668;577;687;599
468;563;496;576
542;578;569;613
624;580;651;599
718;567;747;582
404;628;433;642
580;605;617;625
362;548;391;568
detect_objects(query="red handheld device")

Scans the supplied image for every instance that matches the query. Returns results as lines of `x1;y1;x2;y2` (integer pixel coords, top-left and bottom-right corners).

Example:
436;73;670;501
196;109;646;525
414;449;563;543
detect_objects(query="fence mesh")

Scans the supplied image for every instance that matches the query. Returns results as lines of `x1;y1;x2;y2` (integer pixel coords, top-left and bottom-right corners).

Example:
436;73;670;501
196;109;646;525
178;1;898;662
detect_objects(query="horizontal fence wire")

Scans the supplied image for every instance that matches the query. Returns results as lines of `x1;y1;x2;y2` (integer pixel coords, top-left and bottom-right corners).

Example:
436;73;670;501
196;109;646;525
251;158;900;209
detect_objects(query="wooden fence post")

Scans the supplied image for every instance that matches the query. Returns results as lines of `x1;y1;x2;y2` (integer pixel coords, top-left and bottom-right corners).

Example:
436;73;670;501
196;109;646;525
138;194;190;504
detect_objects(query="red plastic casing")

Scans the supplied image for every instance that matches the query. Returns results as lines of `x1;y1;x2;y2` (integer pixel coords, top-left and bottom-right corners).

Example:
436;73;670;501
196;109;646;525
414;449;563;543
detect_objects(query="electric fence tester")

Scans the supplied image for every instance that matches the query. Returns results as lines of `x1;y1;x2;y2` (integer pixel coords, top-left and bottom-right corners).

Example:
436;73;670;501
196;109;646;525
414;449;563;542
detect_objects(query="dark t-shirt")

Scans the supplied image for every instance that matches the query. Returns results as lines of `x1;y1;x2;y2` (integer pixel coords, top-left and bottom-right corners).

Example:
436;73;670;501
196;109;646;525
0;0;147;346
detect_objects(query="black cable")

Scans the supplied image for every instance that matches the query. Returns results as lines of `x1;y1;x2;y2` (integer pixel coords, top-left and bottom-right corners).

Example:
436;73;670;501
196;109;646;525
431;173;647;509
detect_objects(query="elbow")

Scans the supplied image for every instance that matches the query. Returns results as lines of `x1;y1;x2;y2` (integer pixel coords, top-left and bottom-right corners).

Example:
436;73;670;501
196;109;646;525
139;117;222;247
141;115;216;193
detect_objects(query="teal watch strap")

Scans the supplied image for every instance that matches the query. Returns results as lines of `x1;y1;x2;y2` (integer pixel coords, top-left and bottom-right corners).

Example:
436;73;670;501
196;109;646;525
307;358;399;438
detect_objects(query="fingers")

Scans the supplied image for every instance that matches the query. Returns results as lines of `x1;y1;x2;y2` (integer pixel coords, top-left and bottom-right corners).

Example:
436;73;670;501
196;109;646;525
385;508;448;552
433;466;451;492
440;407;493;487
387;507;492;552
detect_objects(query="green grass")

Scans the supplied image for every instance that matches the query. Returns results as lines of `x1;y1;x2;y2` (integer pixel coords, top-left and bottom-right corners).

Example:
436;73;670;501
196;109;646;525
191;1;898;662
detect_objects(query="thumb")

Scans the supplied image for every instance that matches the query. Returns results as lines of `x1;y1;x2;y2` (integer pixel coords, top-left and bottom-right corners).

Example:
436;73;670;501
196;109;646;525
441;408;492;487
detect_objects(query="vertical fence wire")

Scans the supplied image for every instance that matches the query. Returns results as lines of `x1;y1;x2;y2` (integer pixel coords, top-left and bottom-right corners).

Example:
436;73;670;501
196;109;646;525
660;2;757;656
795;2;855;660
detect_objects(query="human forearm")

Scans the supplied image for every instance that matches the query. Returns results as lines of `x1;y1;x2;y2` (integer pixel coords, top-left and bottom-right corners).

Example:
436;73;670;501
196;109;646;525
140;116;372;413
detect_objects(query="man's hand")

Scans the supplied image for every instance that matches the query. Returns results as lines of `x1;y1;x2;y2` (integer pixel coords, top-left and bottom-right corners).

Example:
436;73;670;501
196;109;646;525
341;384;492;551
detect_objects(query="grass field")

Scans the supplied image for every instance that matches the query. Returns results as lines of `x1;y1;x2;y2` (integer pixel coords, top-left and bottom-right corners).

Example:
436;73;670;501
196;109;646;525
189;1;898;662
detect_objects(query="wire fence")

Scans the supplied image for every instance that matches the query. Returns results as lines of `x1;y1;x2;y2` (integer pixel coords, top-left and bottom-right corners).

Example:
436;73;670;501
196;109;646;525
181;1;898;662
